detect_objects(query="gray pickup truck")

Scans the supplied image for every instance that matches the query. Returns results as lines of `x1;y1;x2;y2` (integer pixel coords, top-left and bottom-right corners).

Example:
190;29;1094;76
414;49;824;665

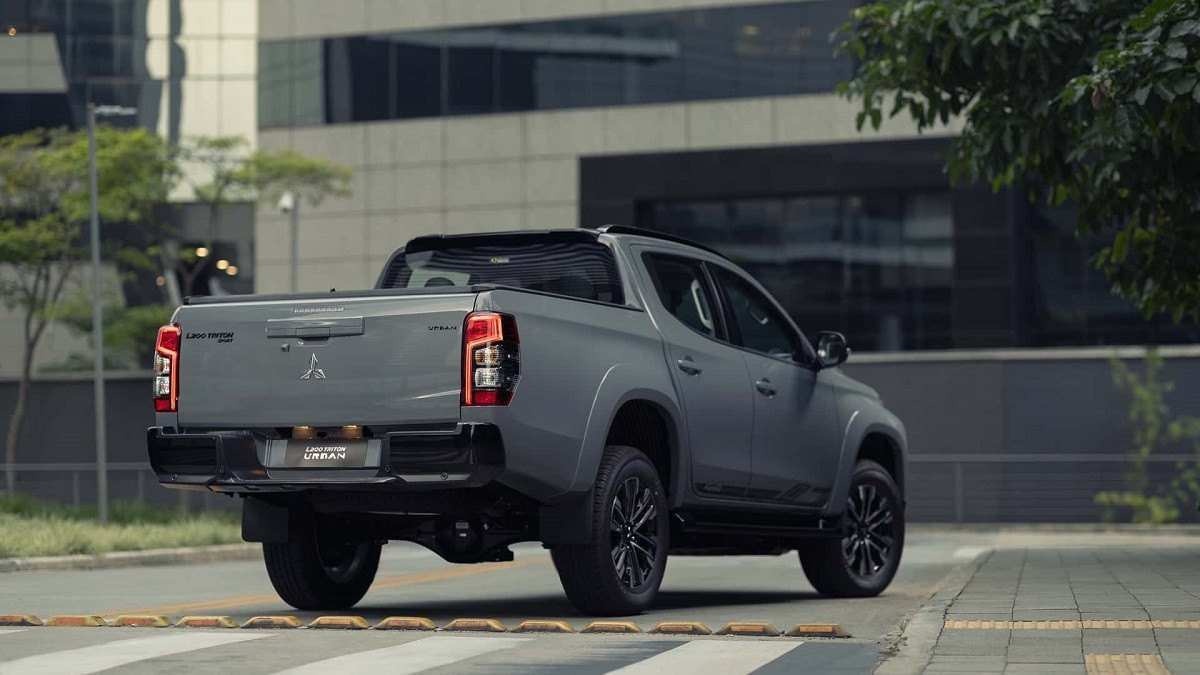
147;226;907;615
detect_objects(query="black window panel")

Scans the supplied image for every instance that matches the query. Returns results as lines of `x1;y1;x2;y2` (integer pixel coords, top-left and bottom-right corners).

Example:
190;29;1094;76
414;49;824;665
324;37;390;123
379;239;624;305
257;1;855;127
67;0;135;36
643;253;719;338
644;191;956;352
394;39;443;118
710;265;799;359
447;46;495;115
65;36;141;79
0;93;73;135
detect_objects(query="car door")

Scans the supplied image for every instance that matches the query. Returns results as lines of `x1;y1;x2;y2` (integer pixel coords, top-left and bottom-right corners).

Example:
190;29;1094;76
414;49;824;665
707;264;842;508
639;250;755;499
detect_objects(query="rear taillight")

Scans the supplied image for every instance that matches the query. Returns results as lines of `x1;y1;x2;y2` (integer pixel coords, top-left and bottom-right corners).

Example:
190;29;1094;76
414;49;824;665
153;324;181;413
462;312;519;406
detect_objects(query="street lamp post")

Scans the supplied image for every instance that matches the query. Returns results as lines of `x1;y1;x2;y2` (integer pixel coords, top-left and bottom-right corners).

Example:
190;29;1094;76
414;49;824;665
87;102;136;524
279;191;299;292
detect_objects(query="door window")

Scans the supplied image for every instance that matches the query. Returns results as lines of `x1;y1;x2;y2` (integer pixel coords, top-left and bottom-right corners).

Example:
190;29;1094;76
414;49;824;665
710;266;801;360
643;254;718;338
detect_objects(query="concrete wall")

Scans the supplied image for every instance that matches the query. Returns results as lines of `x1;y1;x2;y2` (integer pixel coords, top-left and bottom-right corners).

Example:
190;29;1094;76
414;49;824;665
3;348;1197;522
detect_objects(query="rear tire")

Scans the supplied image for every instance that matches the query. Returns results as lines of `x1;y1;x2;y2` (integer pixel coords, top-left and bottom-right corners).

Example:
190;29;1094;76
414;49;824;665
799;459;904;597
263;519;381;610
551;445;669;616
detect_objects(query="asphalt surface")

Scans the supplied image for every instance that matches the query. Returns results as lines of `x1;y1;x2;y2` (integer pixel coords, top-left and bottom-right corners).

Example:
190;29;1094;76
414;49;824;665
0;528;990;673
0;528;981;636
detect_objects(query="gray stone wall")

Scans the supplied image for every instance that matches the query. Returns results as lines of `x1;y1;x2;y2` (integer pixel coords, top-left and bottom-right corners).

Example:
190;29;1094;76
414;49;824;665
3;347;1197;521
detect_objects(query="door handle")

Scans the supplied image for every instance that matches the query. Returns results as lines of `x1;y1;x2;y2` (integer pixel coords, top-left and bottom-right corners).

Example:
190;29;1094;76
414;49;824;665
755;378;776;397
676;356;702;376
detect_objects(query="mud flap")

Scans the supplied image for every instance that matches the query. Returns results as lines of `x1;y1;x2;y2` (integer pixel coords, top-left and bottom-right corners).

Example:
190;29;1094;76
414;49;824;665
538;491;593;546
241;496;291;543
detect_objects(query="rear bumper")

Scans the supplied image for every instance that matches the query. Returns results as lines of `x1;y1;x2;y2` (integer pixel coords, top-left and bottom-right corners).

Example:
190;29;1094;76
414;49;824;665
146;424;505;493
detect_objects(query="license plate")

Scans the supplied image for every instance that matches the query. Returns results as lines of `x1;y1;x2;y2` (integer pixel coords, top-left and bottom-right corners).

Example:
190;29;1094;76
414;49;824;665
283;439;369;468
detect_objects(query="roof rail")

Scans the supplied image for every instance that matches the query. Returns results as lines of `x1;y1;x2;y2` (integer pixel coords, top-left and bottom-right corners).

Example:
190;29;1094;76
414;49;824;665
592;224;729;260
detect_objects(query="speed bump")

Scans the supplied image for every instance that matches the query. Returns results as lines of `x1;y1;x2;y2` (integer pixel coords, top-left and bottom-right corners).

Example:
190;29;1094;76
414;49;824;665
241;615;302;629
46;615;106;627
442;618;507;632
717;621;782;637
374;616;436;631
786;623;849;638
650;621;712;636
581;620;641;634
308;616;369;630
0;615;42;627
176;616;238;629
513;619;574;633
112;615;170;628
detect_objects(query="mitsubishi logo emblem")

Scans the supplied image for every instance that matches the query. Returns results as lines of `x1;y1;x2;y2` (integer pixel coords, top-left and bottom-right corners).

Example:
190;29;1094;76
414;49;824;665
300;353;326;380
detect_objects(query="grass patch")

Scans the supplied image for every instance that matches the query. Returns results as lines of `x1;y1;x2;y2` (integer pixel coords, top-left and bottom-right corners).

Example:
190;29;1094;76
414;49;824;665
0;494;241;558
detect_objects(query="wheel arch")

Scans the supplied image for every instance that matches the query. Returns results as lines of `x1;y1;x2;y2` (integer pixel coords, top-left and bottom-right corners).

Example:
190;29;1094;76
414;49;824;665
826;402;908;517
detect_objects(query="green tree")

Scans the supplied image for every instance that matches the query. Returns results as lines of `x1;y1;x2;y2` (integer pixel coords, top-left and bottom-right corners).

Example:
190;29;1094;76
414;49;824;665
838;0;1200;320
0;127;177;493
177;137;350;297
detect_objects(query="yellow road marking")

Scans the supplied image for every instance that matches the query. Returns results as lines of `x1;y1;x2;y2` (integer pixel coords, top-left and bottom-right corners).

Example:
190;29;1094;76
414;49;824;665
103;558;546;618
1085;653;1170;675
945;620;1200;631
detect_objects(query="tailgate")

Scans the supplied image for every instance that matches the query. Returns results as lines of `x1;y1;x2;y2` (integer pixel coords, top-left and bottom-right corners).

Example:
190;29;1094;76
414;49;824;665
175;293;476;427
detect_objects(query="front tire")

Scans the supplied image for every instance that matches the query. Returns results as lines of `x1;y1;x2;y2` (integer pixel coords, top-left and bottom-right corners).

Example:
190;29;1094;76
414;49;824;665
551;445;670;616
799;459;904;597
263;519;381;610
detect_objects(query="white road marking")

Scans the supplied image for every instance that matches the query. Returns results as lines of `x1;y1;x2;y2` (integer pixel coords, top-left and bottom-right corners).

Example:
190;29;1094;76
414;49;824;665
606;640;802;675
0;629;25;636
953;546;990;560
273;635;530;675
0;632;267;675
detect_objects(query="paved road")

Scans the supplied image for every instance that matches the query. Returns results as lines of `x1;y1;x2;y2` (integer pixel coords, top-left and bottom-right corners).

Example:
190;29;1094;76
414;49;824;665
0;527;990;673
0;529;983;636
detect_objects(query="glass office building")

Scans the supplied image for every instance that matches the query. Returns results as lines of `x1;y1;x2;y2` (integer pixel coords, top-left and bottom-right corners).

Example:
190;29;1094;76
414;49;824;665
254;0;1195;351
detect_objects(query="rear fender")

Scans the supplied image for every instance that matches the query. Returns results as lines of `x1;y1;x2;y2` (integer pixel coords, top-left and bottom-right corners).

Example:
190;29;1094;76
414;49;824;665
568;365;685;501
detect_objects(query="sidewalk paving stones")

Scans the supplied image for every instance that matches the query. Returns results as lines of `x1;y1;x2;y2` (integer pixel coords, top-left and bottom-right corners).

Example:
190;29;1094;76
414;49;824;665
893;542;1200;674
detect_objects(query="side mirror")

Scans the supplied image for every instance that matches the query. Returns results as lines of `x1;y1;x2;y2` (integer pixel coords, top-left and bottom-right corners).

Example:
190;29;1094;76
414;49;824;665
815;331;849;369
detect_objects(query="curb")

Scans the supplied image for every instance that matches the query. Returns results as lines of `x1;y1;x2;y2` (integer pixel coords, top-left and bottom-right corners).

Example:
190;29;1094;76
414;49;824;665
0;544;259;573
875;547;993;675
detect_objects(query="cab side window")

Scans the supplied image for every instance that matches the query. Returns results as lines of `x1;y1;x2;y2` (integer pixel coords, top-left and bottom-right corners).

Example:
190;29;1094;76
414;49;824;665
643;254;718;338
710;265;800;360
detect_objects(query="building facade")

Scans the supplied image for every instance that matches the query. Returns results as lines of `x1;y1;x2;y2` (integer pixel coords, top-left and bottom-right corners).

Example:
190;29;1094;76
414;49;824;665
253;0;1196;351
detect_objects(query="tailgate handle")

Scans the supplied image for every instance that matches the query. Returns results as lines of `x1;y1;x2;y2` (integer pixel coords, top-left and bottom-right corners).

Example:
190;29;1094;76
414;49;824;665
266;317;364;338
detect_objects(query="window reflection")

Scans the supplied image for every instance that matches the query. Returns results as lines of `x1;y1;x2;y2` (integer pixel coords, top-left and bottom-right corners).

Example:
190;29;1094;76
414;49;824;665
258;1;855;127
644;192;955;352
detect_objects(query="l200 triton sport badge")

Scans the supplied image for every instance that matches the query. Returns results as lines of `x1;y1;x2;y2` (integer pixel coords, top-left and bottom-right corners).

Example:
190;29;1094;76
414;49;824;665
300;353;326;380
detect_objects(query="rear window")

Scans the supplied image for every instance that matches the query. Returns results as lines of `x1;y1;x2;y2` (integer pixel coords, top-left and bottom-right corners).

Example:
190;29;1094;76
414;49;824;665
378;238;624;304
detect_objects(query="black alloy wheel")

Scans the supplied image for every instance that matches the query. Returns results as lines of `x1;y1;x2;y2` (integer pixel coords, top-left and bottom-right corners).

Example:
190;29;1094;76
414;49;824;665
610;475;660;591
842;481;897;582
551;445;670;615
799;459;904;597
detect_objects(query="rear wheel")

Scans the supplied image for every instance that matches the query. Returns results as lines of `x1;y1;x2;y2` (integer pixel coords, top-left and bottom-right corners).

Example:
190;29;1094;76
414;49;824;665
551;445;669;615
263;519;380;610
799;459;904;597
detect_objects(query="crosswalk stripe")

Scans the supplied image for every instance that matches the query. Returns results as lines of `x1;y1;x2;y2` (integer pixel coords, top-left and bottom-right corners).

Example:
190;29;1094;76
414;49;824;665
605;639;802;675
273;635;530;675
0;632;267;675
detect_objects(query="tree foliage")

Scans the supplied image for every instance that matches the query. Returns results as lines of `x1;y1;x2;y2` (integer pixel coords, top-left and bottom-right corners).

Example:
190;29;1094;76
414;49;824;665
839;0;1200;320
0;127;176;492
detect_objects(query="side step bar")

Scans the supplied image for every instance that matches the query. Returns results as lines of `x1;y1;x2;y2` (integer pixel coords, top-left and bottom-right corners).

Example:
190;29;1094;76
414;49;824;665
671;511;842;540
